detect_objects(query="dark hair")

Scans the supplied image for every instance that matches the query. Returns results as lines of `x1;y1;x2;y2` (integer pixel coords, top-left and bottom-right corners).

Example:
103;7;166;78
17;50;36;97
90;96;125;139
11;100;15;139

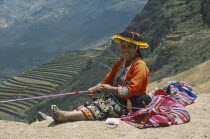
137;48;143;59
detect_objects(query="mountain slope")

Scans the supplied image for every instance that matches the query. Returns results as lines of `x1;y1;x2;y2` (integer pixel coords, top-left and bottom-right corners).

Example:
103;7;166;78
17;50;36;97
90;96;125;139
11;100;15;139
125;0;210;81
0;48;105;122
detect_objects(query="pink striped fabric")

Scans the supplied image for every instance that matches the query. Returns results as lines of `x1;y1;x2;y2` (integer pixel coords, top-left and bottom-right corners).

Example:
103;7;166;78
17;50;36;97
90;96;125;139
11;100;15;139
121;81;196;128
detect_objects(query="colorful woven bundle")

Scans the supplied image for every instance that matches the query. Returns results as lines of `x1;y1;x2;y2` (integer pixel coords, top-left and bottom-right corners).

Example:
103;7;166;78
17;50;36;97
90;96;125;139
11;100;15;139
164;81;197;106
121;81;197;128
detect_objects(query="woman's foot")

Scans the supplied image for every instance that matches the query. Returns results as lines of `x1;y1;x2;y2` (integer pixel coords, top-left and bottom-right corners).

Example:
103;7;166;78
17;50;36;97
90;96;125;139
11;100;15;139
51;105;88;123
51;105;68;123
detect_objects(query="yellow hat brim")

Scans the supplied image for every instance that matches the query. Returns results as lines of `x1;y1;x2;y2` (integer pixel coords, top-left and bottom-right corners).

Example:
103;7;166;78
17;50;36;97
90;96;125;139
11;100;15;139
111;34;149;48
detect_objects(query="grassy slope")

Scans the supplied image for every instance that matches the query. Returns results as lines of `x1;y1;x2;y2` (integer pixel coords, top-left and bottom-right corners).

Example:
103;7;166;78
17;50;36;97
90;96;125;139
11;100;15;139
147;59;210;95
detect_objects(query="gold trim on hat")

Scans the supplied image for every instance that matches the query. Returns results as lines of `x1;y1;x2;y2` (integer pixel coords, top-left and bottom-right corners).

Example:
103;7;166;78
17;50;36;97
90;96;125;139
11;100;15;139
111;34;149;48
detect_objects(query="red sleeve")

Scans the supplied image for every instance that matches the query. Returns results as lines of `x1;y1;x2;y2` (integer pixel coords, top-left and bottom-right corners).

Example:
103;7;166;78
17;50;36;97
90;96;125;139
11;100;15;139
99;59;122;85
122;61;149;98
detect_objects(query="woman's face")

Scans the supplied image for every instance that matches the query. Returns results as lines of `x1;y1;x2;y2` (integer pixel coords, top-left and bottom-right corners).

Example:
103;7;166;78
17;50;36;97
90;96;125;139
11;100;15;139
120;41;137;61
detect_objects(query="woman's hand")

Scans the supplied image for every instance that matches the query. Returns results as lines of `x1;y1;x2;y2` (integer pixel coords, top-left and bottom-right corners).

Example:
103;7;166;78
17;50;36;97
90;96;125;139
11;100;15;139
88;85;100;97
88;84;118;97
99;84;112;93
99;84;118;94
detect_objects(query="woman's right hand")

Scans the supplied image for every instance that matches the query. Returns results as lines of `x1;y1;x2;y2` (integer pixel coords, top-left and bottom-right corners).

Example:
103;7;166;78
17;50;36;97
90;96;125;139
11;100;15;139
88;85;100;97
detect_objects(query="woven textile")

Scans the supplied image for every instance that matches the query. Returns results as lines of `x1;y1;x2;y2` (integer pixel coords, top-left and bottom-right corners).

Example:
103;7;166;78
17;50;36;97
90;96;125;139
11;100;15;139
77;94;127;120
121;81;197;128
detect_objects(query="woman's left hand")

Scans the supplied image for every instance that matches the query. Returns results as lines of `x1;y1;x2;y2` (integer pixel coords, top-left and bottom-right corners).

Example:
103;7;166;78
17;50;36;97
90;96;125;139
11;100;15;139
99;84;118;94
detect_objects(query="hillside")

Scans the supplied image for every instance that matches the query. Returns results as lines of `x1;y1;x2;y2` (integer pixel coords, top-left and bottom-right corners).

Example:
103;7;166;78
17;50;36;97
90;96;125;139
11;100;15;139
0;0;147;80
0;0;210;123
126;0;210;82
0;47;106;122
0;60;209;139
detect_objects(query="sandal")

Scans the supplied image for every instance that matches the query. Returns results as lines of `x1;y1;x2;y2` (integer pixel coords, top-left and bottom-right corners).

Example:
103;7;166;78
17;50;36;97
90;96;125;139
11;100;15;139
51;105;61;123
36;111;48;122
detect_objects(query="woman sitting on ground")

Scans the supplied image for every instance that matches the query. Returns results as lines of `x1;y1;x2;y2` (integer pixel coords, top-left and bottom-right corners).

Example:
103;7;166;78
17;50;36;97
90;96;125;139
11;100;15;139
37;30;152;123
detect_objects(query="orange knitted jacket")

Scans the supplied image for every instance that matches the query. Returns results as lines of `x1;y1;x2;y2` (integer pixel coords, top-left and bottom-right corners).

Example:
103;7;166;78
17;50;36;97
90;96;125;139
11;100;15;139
100;56;149;98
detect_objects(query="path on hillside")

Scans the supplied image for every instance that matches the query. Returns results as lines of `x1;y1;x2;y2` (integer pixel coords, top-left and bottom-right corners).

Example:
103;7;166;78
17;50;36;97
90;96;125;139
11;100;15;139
0;93;209;139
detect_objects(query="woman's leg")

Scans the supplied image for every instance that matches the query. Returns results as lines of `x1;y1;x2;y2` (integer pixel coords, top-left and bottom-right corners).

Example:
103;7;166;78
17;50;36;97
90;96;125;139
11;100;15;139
51;105;88;123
